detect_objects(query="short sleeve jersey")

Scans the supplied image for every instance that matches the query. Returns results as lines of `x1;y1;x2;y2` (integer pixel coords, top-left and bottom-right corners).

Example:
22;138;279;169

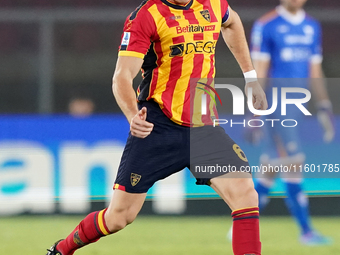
251;6;322;79
118;0;230;126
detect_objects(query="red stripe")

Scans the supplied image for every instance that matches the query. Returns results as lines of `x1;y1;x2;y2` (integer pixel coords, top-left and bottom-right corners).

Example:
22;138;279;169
182;55;203;125
232;207;259;216
156;4;179;28
147;41;163;100
233;212;260;219
213;104;219;120
194;33;204;41
196;0;218;23
113;184;126;192
161;57;184;119
207;54;215;78
173;35;185;44
213;32;219;40
183;6;199;24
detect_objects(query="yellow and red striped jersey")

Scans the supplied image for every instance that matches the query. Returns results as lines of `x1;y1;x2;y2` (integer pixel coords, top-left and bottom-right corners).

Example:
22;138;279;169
118;0;229;126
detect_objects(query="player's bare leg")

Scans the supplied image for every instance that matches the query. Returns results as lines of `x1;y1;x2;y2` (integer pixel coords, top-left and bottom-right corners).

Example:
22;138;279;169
210;171;261;255
47;190;146;255
105;190;146;232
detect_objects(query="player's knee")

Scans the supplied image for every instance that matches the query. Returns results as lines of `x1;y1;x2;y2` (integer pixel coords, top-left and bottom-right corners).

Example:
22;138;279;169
227;179;258;208
232;184;257;200
105;208;137;233
105;216;129;232
126;212;137;225
246;186;259;205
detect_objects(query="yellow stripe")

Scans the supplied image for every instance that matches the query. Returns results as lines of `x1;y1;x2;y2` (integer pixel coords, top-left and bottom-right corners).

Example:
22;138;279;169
192;1;212;80
118;51;145;59
169;8;194;124
232;206;259;213
192;78;207;127
235;210;259;216
98;210;110;235
148;5;171;107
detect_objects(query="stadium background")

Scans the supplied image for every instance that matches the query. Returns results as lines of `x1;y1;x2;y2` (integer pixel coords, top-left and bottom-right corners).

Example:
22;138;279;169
0;0;340;254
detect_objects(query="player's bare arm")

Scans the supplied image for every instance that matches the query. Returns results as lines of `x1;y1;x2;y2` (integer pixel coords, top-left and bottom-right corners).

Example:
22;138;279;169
310;62;329;102
252;59;270;80
221;7;268;111
252;58;271;93
310;61;335;142
112;56;154;138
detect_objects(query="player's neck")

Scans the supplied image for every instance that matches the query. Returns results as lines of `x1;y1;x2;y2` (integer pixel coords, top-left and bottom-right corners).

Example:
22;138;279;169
168;0;191;6
281;5;301;15
277;5;305;25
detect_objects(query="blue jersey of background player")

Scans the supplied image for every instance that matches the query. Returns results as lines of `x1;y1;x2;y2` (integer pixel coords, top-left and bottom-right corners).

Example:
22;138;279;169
250;0;334;246
251;5;322;79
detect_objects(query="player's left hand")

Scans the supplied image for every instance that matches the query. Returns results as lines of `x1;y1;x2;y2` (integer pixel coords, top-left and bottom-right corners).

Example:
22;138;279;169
245;81;268;115
130;107;154;139
317;101;335;143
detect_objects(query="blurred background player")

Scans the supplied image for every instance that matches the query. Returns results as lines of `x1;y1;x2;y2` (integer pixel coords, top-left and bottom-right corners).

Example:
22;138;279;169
250;0;334;245
68;96;95;117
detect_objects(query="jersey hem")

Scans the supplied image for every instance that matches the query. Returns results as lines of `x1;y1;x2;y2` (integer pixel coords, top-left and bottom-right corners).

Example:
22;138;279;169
118;51;145;59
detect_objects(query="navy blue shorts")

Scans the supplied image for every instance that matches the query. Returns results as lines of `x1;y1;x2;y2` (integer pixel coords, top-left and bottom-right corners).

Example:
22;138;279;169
114;100;250;193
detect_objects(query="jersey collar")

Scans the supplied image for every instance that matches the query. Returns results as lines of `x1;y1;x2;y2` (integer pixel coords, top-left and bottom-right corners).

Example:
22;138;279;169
160;0;193;10
276;5;306;25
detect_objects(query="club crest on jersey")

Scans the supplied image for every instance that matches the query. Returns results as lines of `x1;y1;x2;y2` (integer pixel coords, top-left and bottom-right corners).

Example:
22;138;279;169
131;173;142;186
200;10;211;22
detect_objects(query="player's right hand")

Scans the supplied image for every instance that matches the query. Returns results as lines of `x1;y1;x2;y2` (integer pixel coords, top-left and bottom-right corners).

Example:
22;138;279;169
130;107;154;138
245;81;268;116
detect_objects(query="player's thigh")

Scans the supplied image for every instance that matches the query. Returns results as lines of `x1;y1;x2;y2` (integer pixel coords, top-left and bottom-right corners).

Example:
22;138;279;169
210;172;257;211
114;101;188;193
190;125;249;183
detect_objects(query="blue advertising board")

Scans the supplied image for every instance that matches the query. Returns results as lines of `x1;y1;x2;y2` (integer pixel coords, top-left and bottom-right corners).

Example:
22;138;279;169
0;115;339;215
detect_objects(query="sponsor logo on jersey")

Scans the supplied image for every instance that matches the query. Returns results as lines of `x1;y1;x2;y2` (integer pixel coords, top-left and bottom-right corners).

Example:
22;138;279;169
176;25;215;34
284;35;313;45
169;41;216;57
200;9;211;22
169;15;181;20
131;173;141;186
280;47;311;62
121;32;131;46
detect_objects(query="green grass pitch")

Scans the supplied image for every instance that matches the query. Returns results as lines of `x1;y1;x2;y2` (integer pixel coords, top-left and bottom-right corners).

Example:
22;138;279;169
1;215;339;254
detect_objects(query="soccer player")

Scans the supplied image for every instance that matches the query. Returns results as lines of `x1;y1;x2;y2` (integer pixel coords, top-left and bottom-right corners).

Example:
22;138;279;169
46;0;268;254
250;0;334;245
